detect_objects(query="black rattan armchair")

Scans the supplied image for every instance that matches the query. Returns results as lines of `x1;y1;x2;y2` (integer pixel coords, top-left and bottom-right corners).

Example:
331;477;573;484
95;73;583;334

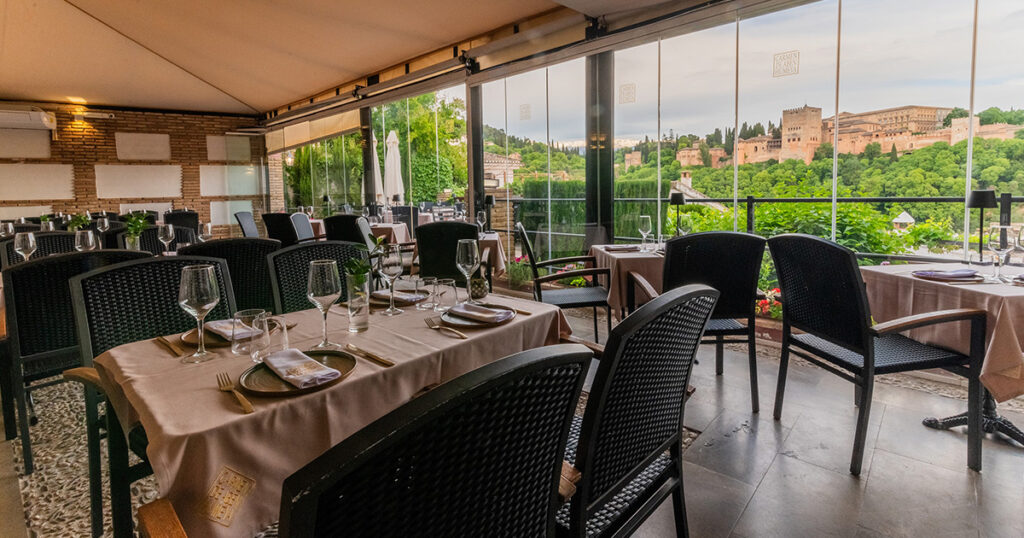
769;234;985;475
66;256;235;537
628;231;767;413
235;211;260;238
516;222;612;343
416;221;491;285
178;238;281;312
558;284;719;538
137;344;593;538
1;250;150;477
323;214;374;247
115;226;196;255
87;220;126;249
0;231;77;269
262;212;301;247
162;210;199;235
267;240;367;313
391;205;419;239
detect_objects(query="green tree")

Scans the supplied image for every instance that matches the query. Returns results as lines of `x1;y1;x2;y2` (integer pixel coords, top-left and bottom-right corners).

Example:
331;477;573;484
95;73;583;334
942;107;970;127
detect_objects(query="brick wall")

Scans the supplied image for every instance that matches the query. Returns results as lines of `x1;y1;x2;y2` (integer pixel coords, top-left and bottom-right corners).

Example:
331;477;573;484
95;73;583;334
0;102;268;238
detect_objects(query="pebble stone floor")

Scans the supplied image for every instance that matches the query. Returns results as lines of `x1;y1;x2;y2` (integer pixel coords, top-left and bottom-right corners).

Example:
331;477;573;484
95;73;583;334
1;307;1023;537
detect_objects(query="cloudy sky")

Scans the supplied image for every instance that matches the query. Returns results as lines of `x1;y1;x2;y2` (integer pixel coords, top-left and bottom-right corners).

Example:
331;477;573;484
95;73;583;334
480;0;1023;144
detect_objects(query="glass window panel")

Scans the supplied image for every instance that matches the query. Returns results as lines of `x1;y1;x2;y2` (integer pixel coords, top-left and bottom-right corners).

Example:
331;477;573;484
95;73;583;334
614;41;661;245
547;58;587;257
505;68;552;256
481;79;515;259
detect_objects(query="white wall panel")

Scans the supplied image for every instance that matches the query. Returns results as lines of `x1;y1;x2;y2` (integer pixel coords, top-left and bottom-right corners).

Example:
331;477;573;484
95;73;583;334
115;132;171;160
209;200;253;226
206;135;252;162
0;205;52;219
0;163;74;200
199;165;260;196
0;129;50;158
95;164;181;199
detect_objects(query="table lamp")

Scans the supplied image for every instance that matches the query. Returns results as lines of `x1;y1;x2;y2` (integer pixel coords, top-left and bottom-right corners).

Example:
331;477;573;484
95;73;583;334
322;194;332;215
484;195;495;232
966;190;997;260
670;192;686;236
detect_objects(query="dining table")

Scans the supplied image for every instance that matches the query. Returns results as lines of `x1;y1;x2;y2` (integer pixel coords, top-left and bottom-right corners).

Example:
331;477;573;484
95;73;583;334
861;262;1024;445
588;244;662;319
370;222;411;244
93;295;570;538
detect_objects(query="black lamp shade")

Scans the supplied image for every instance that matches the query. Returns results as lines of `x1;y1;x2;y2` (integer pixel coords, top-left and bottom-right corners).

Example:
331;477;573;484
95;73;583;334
322;195;331;202
484;195;496;206
967;189;997;209
392;194;401;203
670;192;686;205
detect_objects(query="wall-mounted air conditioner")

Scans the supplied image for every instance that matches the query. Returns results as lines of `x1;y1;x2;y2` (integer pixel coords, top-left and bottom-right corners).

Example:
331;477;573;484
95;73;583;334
0;106;57;130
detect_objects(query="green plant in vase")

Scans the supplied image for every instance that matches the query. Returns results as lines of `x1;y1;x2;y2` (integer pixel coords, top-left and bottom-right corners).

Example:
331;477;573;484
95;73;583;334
67;213;90;232
39;214;50;223
123;212;149;250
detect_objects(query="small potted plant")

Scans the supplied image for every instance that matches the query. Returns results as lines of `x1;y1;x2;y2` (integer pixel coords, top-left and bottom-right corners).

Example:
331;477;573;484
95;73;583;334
343;257;372;332
123;212;149;250
67;213;90;232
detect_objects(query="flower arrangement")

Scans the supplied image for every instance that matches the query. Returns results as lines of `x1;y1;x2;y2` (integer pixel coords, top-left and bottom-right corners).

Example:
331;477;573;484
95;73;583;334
67;213;91;232
555;263;589;288
505;255;533;289
756;288;782;320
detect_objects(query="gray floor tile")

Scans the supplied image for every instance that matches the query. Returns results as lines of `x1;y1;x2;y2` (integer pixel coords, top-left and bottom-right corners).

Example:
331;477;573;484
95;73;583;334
683;410;793;486
779;400;885;476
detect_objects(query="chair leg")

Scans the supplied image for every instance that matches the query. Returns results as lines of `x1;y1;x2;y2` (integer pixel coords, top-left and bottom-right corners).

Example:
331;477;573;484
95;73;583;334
850;378;874;476
85;387;104;538
715;336;724;376
0;358;16;441
747;331;760;414
13;369;33;474
855;384;863;407
773;341;790;421
606;306;612;341
670;444;689;538
967;375;982;472
107;408;134;538
592;307;599;344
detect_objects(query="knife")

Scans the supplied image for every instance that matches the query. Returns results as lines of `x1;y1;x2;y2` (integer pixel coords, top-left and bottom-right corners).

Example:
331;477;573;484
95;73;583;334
346;343;395;367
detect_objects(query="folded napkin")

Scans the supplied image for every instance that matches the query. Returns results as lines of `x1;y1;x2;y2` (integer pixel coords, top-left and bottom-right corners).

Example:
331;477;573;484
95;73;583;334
449;303;515;324
263;349;340;389
912;269;978;280
603;244;641;252
370;290;427;304
205;319;263;341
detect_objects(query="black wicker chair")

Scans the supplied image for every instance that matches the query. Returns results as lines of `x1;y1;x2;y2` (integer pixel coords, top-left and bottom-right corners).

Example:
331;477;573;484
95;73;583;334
119;211;157;225
391;205;419;239
769;234;986;475
162;210;199;235
116;225;197;255
557;284;718;538
87;220;126;249
235;211;260;238
517;222;612;343
66;256;235;537
0;231;77;269
1;250;151;476
13;223;40;233
90;211;120;221
262;212;302;247
416;221;490;285
290;212;324;242
627;232;767;413
178;238;281;312
267;240;367;313
323;213;373;246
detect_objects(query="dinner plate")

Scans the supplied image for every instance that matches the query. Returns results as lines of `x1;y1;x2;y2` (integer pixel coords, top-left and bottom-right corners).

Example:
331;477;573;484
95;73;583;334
441;303;516;328
180;318;289;347
238;350;356;396
912;273;985;284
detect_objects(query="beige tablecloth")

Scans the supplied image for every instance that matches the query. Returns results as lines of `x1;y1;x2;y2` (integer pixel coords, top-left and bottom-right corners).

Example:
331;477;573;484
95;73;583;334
370;222;410;244
861;263;1024;403
417;212;434;227
309;219;324;237
589;245;663;316
94;296;569;538
479;232;507;277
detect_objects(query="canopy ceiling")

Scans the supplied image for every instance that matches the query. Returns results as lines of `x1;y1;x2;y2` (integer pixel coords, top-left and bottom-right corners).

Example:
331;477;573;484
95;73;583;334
0;0;564;114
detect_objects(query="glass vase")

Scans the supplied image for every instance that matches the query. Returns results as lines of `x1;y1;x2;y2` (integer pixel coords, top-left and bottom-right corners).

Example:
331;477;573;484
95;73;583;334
346;271;371;333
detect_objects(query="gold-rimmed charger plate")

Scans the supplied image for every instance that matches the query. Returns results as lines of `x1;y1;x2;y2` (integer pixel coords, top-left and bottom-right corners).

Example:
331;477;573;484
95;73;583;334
180;318;290;347
238;350;356;396
440;303;516;329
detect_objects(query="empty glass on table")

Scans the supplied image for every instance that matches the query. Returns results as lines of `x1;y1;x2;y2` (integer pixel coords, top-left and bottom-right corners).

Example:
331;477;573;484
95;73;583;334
249;311;289;363
638;215;652;252
158;224;175;255
75;230;96;251
987;224;1016;282
39;220;55;232
476;210;487;232
433;278;458;312
198;222;213;242
378;244;404;316
416;276;437;310
95;217;109;249
0;222;13;238
231;309;265;356
456;239;481;305
307;259;344;350
178;264;221;363
14;232;36;261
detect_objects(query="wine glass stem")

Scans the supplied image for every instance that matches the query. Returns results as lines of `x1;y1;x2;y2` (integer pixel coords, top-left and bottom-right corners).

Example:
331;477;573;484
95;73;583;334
196;317;206;355
390;280;397;311
465;277;472;304
321;311;329;346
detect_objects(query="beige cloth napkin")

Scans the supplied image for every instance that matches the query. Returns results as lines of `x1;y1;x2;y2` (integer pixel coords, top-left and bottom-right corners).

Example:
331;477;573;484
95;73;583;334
205;319;262;341
449;303;514;323
263;349;340;389
604;244;641;252
371;290;426;304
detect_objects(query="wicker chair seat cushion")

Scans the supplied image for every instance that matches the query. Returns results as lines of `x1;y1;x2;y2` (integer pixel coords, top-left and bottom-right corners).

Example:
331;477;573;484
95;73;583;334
705;318;745;333
556;415;673;537
542;286;609;309
792;332;968;375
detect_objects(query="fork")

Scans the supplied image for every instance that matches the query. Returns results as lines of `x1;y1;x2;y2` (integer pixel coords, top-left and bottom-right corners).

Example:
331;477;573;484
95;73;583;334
424;316;468;339
216;372;254;413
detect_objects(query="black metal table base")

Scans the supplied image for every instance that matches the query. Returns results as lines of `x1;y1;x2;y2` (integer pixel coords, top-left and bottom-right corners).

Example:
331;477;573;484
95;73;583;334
923;392;1024;446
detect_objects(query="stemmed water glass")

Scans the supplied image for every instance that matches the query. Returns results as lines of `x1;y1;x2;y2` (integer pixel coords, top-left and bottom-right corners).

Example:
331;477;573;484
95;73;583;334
75;230;96;251
158;224;175;255
198;222;214;242
39;220;55;232
178;265;221;363
638;215;652;251
307;259;343;350
379;244;405;316
14;233;36;261
476;210;487;233
95;217;109;249
305;206;315;218
0;222;13;238
456;239;481;305
988;224;1016;282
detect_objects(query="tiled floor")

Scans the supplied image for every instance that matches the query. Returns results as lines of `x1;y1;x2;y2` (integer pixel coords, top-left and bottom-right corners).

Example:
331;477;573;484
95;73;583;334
562;312;1024;537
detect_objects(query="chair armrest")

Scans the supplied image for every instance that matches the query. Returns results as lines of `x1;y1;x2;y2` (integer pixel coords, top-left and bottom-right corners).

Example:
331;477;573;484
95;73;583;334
560;334;604;359
626;271;658;314
63;367;104;392
534;267;610;285
870;308;986;336
538;255;596;268
138;499;187;538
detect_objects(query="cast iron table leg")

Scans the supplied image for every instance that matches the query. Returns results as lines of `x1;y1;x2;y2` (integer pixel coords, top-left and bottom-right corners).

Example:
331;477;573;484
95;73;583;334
923;390;1024;446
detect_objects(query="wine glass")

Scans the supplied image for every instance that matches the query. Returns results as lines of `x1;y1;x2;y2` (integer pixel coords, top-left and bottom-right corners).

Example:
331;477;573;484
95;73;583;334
178;265;221;363
638;215;653;251
456;239;481;305
157;224;175;255
379;244;404;316
476;210;487;233
988;224;1016;282
95;217;109;249
419;202;427;213
14;232;37;261
0;222;12;238
198;222;214;242
361;206;369;219
75;230;96;251
249;312;289;363
305;206;315;218
40;220;55;232
307;260;343;349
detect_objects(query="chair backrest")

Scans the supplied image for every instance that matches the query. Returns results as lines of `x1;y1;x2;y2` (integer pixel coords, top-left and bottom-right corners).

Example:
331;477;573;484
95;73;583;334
262;213;299;247
0;231;77;269
178;238;282;312
572;284;718;513
391;206;419;239
235;211;260;238
70;256;236;359
22;217;42;225
290;212;316;242
663;231;767;320
279;344;592;538
416;221;480;283
116;226;197;255
3;250;152;378
323;214;365;243
90;211;120;221
162;210;199;234
13;223;40;234
267;241;367;314
88;220;126;249
767;234;872;354
515;222;542;281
